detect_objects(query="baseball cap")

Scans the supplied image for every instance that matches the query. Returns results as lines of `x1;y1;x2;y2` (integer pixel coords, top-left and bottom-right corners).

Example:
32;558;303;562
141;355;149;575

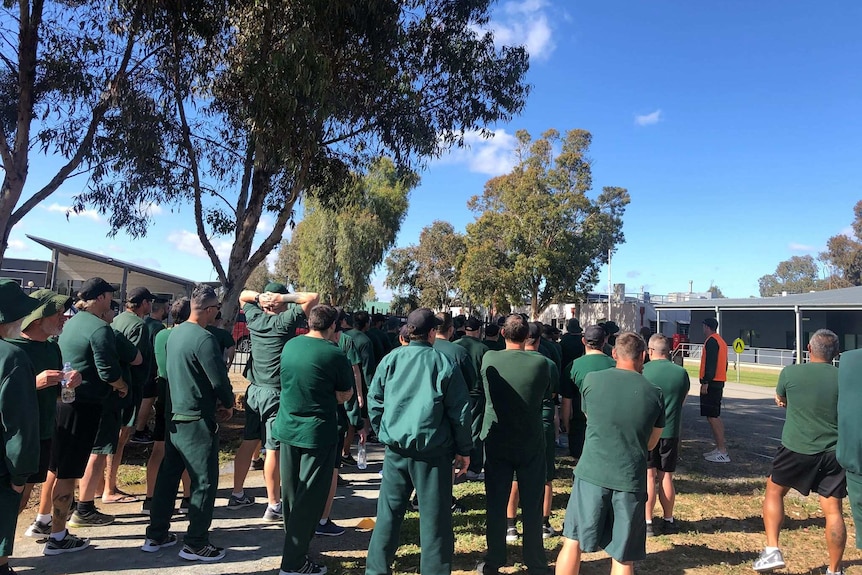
584;325;607;344
127;286;155;304
21;289;73;330
0;280;40;324
703;317;718;330
77;277;117;300
464;316;482;331
264;282;289;294
406;308;442;336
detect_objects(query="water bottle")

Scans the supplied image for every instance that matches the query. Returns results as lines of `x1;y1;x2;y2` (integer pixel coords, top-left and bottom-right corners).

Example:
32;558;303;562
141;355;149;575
60;362;75;404
357;444;367;470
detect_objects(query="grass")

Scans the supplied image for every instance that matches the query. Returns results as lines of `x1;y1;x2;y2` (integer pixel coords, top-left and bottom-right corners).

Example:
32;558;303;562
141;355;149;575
683;364;779;388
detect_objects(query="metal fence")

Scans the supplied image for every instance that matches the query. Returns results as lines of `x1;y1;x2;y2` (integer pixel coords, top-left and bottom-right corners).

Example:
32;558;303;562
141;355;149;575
674;343;840;368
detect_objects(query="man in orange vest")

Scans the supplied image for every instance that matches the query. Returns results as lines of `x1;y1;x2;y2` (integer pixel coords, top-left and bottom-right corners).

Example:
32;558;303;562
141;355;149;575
700;317;729;463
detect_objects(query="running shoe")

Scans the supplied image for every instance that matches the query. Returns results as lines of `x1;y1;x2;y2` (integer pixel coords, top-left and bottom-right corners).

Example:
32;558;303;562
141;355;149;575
141;533;178;553
68;509;114;527
178;543;226;562
25;520;52;537
129;429;154;445
263;504;283;522
43;532;90;555
753;548;785;572
505;527;519;542
227;493;255;509
280;557;327;575
704;451;731;463
315;519;345;537
542;523;557;539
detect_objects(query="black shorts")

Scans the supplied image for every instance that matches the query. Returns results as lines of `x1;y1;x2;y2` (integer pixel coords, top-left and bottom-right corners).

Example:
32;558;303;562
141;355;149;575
152;376;168;442
700;383;724;418
27;439;54;484
647;437;680;473
50;402;102;480
770;446;846;498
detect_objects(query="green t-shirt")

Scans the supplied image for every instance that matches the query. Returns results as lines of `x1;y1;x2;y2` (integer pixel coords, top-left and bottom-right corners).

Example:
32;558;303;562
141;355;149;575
369;341;472;458
480;350;551;456
206;325;236;354
527;350;558;425
434;337;478;394
338;332;361;367
455;335;489;396
273;335;353;449
0;340;39;486
153;327;172;379
165;322;234;421
6;337;62;439
346;329;375;388
642;359;690;439
58;310;122;404
110;328;140;410
243;302;303;388
112;311;152;394
838;349;862;477
776;362;839;454
144;316;165;347
576;368;665;493
563;352;616;399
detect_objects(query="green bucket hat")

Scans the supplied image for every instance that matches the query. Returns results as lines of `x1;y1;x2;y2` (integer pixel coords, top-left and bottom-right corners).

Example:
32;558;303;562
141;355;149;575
21;289;74;331
0;280;41;324
263;282;289;294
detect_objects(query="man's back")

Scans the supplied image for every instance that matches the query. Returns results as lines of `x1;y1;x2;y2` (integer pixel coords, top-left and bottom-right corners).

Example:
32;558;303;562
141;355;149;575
567;353;615;396
778;362;839;455
454;335;489;395
435;337;477;393
576;368;664;493
346;328;375;385
560;333;585;370
642;359;690;439
165;322;233;421
244;302;303;388
58;310;121;404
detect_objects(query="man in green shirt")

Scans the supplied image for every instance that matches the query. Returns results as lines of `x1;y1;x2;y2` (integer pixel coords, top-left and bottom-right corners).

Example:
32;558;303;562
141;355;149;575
642;334;690;536
206;312;236;367
133;295;169;445
560;325;615;458
455;316;489;481
754;329;845;574
838;347;862;558
346;310;376;448
275;305;354;575
367;313;390;365
478;315;550;575
366;308;471;575
230;282;318;520
0;280;41;575
143;285;234;562
557;332;664;575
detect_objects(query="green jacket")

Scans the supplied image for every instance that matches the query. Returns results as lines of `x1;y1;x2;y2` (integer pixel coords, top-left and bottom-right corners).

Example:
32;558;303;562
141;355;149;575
0;340;39;486
369;340;471;459
434;337;478;394
165;322;234;421
454;335;488;396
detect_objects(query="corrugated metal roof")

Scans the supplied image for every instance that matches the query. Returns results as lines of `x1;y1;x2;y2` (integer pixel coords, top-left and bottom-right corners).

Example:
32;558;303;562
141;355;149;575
27;235;199;288
655;285;862;310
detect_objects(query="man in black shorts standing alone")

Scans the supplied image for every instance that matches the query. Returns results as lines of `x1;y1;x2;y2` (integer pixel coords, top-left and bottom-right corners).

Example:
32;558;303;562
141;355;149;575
754;329;845;574
700;317;729;463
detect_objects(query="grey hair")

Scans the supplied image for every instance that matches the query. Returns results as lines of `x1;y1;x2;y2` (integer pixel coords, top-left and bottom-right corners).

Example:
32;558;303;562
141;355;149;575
809;329;839;361
191;284;218;310
648;334;671;357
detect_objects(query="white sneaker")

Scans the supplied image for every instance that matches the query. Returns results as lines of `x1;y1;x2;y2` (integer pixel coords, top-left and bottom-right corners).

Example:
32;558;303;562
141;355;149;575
703;448;720;457
753;547;785;572
704;451;731;463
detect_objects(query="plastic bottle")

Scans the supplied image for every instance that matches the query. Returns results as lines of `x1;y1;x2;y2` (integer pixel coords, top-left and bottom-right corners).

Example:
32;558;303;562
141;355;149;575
357;443;368;470
60;362;75;404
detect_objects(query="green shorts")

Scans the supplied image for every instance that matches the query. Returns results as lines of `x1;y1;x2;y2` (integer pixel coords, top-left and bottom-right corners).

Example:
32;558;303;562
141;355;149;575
243;384;281;451
562;476;647;563
92;408;122;455
848;472;862;550
544;423;555;482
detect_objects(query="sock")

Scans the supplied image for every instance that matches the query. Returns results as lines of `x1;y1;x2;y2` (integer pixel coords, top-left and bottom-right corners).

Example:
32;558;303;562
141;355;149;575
319;518;328;526
645;520;652;525
36;513;52;524
543;515;550;526
269;502;282;512
506;518;516;528
50;529;67;541
77;500;95;514
765;546;779;553
663;517;674;523
231;491;244;498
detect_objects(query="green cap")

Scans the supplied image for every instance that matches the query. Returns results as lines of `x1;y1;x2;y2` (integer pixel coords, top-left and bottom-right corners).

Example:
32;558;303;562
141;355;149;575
0;280;41;324
264;282;288;294
21;289;73;330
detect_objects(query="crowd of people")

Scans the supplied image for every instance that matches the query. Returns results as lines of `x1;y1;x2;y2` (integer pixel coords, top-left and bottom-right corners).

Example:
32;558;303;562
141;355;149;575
1;277;861;575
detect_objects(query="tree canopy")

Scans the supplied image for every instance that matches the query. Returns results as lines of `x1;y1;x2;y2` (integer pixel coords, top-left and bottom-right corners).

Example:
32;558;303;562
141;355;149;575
274;158;414;307
758;255;826;296
819;200;862;288
460;129;630;318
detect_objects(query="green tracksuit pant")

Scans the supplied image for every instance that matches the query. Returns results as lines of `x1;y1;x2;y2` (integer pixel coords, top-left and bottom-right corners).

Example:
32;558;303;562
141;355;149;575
483;444;548;574
146;418;219;549
280;443;337;571
366;449;454;575
0;483;22;556
469;394;485;474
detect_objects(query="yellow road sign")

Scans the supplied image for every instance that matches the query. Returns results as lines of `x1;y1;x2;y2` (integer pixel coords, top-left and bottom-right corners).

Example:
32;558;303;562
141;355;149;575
732;338;745;354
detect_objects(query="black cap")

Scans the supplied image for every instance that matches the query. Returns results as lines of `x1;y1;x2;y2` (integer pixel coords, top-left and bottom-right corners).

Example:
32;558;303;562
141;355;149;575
153;295;170;303
406;308;442;336
703;317;718;330
127;286;155;304
78;277;117;300
464;316;482;331
584;325;607;344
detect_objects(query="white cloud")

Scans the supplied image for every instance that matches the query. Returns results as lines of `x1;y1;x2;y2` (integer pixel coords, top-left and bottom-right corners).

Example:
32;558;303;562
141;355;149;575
43;202;101;221
257;215;274;234
437;129;519;176
167;230;232;263
487;0;555;61
788;242;816;252
138;202;163;217
634;109;662;127
7;238;27;252
840;226;855;238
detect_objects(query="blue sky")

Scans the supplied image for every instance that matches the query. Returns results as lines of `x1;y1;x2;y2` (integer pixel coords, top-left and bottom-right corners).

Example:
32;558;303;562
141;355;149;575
6;0;862;299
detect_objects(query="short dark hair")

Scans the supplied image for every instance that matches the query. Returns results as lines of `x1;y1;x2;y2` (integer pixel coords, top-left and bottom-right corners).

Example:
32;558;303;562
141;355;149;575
171;298;191;324
309;305;339;331
435;312;453;333
485;324;499;337
614;332;646;360
502;314;529;343
353;310;370;330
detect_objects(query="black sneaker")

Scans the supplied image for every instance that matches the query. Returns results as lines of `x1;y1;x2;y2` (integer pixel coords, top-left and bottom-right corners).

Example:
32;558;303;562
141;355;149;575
43;532;90;555
250;457;265;471
177;497;191;514
645;522;655;537
451;498;465;513
505;527;519;542
129;429;154;445
68;509;114;527
340;454;357;466
227;493;254;509
661;518;679;534
314;519;345;537
178;543;225;562
280;557;328;575
25;520;52;537
542;523;557;538
141;498;152;515
141;533;178;553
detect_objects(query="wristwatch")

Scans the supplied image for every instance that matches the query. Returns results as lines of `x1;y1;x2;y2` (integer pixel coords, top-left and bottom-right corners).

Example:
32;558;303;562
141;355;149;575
255;294;261;304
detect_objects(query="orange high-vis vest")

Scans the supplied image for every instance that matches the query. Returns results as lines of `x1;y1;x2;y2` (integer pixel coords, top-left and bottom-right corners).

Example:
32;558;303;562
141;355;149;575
699;333;728;382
